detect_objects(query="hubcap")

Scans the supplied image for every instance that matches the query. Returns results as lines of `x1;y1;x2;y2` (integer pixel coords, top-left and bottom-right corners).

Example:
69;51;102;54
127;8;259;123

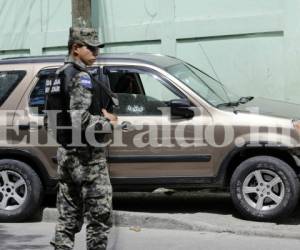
242;169;285;211
0;170;27;211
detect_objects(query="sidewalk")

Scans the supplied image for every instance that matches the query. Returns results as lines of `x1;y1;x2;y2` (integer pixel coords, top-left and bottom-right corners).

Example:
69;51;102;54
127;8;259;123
43;191;300;239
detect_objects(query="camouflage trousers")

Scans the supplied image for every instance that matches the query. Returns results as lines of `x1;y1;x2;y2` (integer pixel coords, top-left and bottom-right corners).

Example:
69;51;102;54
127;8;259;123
51;147;113;250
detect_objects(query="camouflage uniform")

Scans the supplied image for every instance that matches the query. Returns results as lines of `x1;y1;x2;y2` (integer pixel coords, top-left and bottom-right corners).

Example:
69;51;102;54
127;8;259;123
51;28;113;250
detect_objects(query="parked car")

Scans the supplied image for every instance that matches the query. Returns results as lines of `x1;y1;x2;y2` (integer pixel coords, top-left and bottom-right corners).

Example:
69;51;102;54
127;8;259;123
0;53;300;222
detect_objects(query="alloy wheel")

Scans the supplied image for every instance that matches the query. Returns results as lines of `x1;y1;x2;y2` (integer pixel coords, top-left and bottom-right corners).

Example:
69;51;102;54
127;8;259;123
0;170;27;211
242;169;285;211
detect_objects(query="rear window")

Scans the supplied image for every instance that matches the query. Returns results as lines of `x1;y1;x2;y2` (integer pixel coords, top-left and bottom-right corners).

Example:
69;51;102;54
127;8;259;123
0;71;26;106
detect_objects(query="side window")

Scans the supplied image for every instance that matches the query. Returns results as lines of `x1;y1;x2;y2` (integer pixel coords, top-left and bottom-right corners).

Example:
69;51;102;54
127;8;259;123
0;71;26;106
140;74;179;101
29;68;56;115
107;68;185;116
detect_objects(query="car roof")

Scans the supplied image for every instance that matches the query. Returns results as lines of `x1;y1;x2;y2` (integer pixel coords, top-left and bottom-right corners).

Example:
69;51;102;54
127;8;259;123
0;53;181;69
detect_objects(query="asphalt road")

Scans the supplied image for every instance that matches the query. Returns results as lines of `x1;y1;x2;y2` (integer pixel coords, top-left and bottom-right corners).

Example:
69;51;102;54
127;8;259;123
1;222;300;250
2;191;300;249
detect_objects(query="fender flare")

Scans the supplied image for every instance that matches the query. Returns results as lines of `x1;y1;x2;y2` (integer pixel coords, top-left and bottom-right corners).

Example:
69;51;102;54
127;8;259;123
0;148;51;187
216;141;295;187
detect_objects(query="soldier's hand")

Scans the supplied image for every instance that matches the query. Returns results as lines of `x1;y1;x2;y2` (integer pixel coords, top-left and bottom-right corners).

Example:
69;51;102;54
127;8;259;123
102;109;118;126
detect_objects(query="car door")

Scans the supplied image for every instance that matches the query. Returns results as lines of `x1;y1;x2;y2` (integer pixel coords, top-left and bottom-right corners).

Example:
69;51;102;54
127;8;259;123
11;66;59;178
105;65;213;180
13;65;103;178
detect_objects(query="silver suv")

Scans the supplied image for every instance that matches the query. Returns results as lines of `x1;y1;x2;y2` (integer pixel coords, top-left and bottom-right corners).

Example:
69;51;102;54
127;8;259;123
0;53;300;222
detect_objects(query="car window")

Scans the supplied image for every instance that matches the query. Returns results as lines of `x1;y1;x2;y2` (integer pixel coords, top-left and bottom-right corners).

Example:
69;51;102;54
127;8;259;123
107;68;185;116
0;71;26;106
141;74;179;101
29;68;57;115
166;63;235;107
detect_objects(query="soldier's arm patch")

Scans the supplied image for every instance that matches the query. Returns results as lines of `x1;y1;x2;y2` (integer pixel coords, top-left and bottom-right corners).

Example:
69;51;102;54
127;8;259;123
79;75;93;89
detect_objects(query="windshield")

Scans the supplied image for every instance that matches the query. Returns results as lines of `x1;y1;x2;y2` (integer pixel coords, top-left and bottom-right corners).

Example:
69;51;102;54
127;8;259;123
166;63;238;107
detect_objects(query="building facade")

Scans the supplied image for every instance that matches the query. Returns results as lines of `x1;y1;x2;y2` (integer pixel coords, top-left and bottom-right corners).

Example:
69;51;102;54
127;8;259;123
0;0;300;103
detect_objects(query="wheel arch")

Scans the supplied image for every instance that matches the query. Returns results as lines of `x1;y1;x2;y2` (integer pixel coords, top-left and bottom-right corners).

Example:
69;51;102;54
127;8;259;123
217;143;300;187
0;148;50;189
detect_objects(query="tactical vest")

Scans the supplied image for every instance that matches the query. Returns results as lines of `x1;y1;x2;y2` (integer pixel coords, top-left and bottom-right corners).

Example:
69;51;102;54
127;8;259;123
45;63;108;148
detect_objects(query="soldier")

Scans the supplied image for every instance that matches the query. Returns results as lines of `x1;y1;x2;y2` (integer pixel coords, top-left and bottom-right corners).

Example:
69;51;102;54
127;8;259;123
49;27;117;250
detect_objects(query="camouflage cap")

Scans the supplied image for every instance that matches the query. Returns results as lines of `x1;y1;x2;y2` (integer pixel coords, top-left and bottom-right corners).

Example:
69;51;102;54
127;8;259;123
69;27;104;48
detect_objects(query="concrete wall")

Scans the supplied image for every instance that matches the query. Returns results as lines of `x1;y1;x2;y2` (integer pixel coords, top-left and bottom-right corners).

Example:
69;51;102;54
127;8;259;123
1;0;300;103
0;0;71;56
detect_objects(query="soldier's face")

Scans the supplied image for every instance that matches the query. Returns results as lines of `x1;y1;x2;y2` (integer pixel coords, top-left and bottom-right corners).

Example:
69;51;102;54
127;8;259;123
74;44;98;66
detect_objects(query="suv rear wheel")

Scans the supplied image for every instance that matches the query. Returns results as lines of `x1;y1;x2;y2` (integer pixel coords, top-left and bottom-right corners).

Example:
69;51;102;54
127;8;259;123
230;156;300;221
0;159;43;221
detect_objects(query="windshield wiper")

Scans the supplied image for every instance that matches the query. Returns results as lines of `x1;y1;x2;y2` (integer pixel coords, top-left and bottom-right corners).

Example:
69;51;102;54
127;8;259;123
217;96;254;108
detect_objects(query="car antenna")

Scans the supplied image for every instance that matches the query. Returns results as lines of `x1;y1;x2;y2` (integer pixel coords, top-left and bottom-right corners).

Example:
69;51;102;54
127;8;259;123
198;42;231;101
197;42;221;82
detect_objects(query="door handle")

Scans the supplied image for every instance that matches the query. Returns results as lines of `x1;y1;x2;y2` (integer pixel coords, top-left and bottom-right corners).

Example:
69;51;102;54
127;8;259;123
120;121;134;132
18;122;43;130
18;124;30;130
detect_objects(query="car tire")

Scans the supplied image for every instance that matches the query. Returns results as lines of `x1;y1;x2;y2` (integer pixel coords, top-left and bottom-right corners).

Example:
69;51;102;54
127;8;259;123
0;159;43;222
230;156;299;221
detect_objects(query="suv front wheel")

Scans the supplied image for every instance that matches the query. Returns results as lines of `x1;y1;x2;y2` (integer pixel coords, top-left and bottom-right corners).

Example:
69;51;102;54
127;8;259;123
230;156;300;221
0;159;43;221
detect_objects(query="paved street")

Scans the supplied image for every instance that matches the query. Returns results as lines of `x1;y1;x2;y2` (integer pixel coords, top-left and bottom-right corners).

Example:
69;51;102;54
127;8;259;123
43;191;300;239
2;191;300;250
113;191;300;238
1;222;300;250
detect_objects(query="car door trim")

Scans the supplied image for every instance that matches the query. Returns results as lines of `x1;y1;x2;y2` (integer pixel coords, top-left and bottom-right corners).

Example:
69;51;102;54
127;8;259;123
108;154;211;163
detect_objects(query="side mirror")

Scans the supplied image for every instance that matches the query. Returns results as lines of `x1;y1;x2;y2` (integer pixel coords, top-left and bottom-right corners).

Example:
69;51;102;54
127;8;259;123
170;99;194;118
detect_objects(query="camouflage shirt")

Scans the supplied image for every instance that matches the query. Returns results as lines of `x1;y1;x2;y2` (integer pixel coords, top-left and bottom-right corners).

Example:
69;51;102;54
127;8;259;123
64;56;112;147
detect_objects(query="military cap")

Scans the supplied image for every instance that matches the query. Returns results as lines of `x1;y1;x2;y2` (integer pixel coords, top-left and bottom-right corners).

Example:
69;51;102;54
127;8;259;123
69;27;104;48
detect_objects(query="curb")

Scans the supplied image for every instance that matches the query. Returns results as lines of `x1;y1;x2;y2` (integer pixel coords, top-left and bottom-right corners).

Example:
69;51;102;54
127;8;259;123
42;208;194;231
42;208;300;239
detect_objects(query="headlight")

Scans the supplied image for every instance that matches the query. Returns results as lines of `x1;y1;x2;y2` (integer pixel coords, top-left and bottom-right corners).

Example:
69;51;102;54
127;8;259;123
292;120;300;134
